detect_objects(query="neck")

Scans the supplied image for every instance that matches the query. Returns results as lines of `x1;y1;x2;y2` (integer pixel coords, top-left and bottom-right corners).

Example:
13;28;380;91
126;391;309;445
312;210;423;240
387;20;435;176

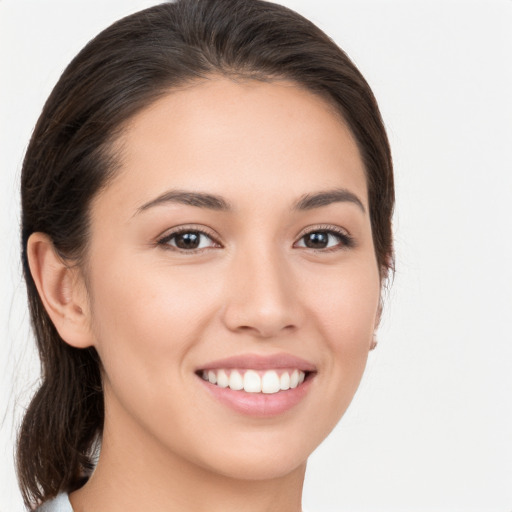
70;400;306;512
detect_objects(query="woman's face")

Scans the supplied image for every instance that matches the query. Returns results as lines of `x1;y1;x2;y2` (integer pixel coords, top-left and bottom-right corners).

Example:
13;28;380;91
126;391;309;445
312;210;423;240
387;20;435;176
82;78;381;480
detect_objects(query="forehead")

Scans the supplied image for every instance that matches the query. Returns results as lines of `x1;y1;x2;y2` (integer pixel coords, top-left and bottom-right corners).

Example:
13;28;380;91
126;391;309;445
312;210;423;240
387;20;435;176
98;78;367;214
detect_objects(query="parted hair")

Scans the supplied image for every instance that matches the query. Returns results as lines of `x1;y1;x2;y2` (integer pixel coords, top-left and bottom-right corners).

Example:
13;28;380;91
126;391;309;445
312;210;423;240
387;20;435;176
18;0;394;508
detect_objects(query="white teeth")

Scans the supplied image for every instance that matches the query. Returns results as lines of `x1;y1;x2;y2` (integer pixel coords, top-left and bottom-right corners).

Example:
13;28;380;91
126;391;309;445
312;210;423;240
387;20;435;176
290;369;299;389
261;370;280;394
243;370;262;393
201;369;307;393
280;372;290;390
217;369;229;388
229;370;244;390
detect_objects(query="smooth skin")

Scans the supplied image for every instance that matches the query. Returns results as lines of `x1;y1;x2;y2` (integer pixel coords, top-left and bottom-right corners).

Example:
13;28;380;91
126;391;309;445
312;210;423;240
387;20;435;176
28;78;381;512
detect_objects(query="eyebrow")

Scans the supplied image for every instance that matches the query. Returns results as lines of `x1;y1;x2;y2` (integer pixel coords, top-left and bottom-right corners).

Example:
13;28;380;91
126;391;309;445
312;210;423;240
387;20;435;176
293;189;366;213
135;187;365;214
137;190;231;213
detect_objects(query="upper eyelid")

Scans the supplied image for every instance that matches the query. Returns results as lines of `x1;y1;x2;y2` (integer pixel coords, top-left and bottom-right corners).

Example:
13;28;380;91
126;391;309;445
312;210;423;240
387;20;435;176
295;224;351;238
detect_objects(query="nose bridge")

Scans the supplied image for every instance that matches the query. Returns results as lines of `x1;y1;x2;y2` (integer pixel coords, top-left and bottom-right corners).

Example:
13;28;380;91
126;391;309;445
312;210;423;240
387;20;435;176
222;239;300;337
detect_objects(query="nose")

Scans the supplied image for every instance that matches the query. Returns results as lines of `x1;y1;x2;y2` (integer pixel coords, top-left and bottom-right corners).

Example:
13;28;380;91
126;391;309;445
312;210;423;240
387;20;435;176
221;247;302;339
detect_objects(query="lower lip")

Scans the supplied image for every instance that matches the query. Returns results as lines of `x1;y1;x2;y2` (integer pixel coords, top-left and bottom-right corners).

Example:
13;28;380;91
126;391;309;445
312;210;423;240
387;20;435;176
198;374;314;417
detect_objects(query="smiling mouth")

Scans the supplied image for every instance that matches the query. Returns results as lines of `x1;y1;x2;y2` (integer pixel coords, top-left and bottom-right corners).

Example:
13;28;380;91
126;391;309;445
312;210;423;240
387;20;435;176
197;368;310;394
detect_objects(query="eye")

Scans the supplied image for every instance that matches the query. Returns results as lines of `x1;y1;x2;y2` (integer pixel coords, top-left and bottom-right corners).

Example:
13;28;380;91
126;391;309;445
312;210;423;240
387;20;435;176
295;228;354;251
158;229;220;251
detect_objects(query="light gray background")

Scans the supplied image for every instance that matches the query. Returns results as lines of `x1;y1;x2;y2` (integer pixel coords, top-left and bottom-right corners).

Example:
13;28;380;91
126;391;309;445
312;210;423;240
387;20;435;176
1;1;511;511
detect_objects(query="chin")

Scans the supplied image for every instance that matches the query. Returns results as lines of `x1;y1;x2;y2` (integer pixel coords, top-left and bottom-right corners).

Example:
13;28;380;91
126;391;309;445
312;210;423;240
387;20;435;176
201;450;309;482
185;423;327;482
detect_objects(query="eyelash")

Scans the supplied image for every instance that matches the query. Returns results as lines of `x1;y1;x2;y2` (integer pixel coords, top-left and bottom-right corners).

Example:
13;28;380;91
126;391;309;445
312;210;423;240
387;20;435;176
157;225;354;253
294;225;355;252
157;226;221;253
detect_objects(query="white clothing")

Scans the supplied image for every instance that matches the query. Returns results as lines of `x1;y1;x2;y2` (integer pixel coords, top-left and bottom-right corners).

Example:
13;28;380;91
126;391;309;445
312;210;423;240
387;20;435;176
35;493;72;512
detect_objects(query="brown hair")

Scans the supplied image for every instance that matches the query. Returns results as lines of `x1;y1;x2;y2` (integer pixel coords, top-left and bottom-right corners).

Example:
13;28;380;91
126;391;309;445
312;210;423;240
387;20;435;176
18;0;394;508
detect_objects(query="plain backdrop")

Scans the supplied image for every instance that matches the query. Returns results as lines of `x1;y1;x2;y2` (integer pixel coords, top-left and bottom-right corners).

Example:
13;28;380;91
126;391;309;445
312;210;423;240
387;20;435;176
1;1;511;511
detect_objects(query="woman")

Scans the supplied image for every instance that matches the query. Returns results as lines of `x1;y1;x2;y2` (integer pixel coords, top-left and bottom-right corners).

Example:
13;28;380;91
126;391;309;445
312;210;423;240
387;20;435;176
18;0;394;510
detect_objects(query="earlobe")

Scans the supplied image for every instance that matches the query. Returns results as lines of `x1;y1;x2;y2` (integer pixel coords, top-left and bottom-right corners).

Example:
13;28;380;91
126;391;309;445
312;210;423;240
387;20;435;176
27;232;94;349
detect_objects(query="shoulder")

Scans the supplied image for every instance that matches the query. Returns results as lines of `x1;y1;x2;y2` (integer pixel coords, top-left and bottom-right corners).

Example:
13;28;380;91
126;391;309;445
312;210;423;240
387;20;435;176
35;493;73;512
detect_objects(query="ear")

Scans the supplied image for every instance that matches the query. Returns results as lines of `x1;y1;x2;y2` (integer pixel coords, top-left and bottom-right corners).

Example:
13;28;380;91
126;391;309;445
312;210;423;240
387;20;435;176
27;232;94;349
369;298;383;351
374;298;383;331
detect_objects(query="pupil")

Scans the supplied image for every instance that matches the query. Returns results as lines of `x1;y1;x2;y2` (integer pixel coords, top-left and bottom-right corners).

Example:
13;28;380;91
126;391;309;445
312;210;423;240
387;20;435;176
305;232;328;248
176;232;200;249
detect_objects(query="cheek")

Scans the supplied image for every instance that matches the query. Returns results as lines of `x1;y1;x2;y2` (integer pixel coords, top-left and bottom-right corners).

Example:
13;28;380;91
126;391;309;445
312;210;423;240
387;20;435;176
86;256;219;391
304;257;380;348
301;259;380;421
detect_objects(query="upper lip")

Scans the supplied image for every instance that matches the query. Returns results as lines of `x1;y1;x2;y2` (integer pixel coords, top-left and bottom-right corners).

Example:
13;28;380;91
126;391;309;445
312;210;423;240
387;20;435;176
197;353;317;372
